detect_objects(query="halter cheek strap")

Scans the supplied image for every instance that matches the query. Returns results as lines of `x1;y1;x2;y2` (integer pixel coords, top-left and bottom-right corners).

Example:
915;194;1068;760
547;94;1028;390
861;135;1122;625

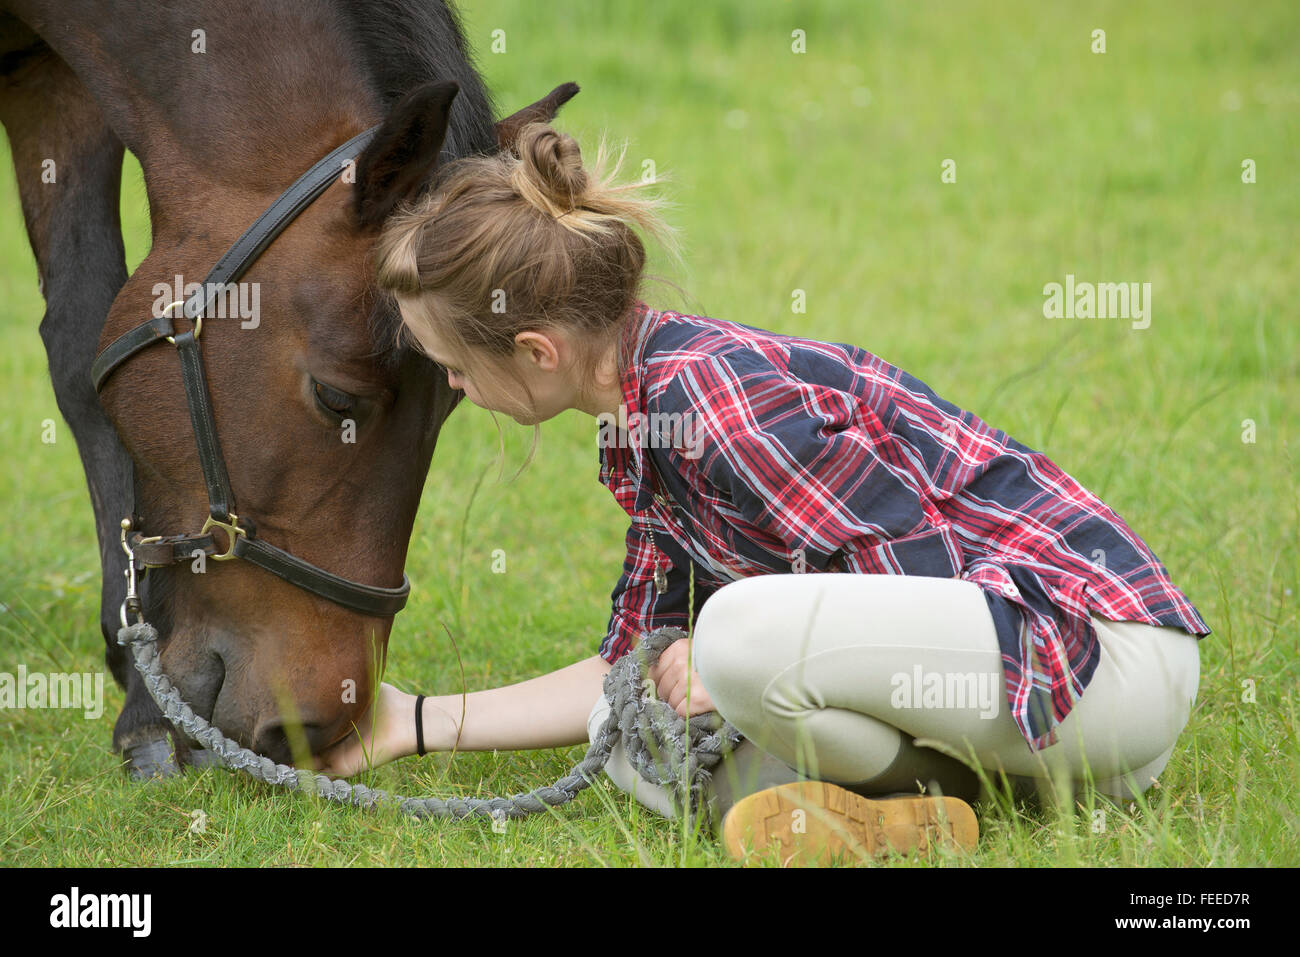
99;125;415;622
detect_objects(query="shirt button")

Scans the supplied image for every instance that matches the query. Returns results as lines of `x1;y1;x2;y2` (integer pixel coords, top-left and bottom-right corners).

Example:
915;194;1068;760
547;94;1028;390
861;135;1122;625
1001;583;1019;599
654;493;670;508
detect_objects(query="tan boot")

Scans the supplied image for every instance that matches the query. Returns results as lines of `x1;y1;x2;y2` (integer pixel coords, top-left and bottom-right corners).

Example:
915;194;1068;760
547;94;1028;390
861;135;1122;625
720;780;979;866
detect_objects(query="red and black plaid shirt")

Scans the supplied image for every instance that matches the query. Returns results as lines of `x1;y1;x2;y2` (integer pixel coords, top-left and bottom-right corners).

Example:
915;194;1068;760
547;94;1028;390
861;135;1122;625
597;302;1210;752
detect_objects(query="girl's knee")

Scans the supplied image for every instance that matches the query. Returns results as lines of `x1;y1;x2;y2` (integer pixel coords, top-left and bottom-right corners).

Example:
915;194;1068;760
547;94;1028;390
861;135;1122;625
692;577;779;697
586;691;611;743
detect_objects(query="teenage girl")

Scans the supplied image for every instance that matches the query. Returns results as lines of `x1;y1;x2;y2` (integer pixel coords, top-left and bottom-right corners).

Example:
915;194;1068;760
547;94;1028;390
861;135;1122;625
316;123;1210;864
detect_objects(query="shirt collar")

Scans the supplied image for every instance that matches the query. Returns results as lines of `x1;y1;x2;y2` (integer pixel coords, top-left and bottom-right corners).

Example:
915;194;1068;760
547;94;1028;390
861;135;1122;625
598;300;662;513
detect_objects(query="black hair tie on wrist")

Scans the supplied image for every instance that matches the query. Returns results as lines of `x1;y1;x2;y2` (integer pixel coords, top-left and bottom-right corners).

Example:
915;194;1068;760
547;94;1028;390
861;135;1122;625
415;694;426;757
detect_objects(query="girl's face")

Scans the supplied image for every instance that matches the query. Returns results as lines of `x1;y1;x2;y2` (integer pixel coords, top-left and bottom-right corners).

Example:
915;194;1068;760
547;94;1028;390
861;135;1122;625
404;315;579;426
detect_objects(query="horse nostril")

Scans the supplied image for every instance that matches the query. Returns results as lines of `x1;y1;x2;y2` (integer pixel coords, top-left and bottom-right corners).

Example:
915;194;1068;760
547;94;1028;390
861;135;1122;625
251;721;330;766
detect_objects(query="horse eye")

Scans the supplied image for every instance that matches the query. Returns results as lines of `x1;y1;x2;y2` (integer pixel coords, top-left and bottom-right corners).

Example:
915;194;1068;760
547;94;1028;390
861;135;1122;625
313;380;355;417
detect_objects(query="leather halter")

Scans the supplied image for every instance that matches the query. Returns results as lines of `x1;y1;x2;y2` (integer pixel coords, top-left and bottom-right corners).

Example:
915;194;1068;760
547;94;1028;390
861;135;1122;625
93;125;415;621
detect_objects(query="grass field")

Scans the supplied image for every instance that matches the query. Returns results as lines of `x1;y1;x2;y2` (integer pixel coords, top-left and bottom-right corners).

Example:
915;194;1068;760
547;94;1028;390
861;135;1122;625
1;0;1296;867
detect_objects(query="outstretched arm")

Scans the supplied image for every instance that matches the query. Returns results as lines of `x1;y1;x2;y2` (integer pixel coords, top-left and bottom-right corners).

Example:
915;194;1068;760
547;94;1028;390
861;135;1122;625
315;653;612;777
416;653;613;753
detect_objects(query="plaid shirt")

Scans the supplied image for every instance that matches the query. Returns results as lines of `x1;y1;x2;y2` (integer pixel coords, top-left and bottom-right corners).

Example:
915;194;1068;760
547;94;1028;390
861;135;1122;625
597;302;1211;752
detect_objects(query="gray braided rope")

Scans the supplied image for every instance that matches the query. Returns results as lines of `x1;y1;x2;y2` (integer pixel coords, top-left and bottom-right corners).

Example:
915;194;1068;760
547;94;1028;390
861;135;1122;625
116;620;744;827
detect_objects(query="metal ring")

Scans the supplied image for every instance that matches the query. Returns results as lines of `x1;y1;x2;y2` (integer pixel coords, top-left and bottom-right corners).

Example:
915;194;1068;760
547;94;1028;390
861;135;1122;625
200;513;246;561
160;299;202;344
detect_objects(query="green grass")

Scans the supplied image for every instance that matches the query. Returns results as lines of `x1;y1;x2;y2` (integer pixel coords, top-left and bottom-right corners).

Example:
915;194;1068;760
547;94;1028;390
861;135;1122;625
1;0;1296;866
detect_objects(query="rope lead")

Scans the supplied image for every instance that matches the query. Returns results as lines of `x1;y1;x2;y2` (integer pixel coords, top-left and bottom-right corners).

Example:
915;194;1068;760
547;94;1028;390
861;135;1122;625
116;621;744;829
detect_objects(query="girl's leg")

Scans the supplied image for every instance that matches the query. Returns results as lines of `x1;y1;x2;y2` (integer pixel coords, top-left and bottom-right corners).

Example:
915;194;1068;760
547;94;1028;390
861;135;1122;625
585;692;804;823
584;572;986;822
1045;615;1200;800
690;573;1199;802
586;693;679;818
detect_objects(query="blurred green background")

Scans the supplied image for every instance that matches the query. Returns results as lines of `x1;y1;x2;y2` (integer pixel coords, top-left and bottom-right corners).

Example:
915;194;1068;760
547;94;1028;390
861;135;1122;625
1;0;1295;866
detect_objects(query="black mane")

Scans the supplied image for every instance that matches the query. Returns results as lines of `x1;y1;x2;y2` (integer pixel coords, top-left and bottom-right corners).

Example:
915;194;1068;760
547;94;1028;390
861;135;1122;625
335;0;498;161
334;0;498;367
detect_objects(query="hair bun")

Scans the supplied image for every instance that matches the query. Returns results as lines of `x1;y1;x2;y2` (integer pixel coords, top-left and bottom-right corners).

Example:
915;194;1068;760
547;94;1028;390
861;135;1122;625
513;122;587;214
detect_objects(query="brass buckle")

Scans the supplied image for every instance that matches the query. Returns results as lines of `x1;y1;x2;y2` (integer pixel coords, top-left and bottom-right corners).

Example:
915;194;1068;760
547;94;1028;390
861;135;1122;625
158;299;203;344
200;513;246;560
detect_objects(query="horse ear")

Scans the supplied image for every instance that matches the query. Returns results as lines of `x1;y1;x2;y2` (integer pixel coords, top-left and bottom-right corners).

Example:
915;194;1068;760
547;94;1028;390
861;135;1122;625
494;82;580;151
354;80;459;230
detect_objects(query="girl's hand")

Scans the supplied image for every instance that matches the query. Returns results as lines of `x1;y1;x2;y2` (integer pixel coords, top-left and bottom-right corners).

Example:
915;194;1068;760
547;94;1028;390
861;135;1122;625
647;637;716;718
313;682;412;777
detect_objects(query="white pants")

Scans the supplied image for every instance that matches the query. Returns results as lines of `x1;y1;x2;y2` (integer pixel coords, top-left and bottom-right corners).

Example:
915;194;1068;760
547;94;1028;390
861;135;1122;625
587;574;1201;819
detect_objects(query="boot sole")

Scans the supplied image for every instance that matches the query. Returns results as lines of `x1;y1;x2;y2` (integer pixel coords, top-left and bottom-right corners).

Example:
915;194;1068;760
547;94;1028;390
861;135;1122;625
721;781;979;866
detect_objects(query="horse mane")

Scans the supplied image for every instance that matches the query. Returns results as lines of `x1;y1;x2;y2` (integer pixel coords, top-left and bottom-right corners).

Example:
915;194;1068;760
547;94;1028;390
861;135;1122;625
328;0;498;369
334;0;498;160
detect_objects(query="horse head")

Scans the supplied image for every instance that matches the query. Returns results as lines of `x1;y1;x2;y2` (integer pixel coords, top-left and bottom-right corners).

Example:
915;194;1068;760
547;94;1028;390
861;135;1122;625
94;79;578;766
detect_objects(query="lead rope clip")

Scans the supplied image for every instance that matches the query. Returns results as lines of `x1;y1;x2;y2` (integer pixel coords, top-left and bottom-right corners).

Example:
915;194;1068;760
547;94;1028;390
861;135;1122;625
119;517;145;629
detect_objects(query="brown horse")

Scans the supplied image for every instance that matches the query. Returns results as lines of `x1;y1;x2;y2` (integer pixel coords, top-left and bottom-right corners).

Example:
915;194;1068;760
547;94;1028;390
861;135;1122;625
0;0;577;776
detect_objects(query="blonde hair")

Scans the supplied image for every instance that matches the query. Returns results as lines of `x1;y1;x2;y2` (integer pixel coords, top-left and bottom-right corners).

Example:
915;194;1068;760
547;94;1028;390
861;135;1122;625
374;122;680;475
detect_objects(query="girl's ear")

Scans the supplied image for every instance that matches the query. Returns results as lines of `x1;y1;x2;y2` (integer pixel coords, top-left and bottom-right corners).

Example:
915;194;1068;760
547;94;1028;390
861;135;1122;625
354;80;459;230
